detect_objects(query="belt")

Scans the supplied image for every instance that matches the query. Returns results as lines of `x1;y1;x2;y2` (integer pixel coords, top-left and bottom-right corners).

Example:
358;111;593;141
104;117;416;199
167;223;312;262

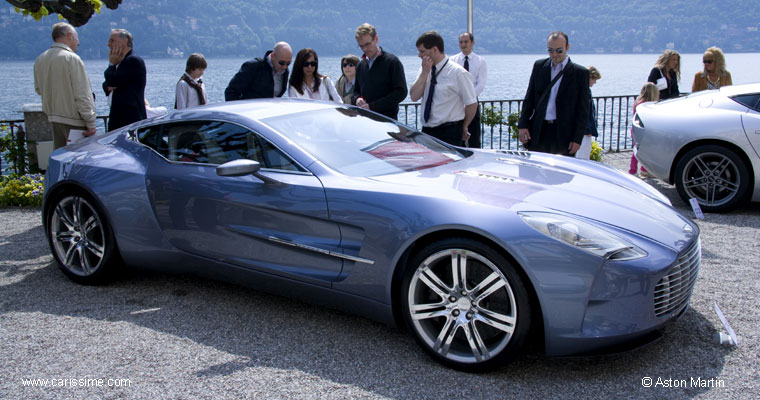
544;119;556;124
433;120;464;129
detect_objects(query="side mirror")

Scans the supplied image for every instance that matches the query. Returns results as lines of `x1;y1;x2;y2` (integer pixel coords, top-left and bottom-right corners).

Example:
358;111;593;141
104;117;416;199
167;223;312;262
216;159;280;185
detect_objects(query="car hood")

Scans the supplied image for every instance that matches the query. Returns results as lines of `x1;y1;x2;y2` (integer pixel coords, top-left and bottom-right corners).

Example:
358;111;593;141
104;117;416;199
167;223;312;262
367;150;693;249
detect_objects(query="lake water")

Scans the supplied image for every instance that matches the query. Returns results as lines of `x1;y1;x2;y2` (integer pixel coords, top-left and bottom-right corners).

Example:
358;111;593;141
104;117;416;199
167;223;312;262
3;52;757;122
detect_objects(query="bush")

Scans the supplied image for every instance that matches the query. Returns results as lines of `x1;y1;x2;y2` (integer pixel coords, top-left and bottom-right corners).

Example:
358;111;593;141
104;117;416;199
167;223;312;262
590;140;603;162
0;173;44;207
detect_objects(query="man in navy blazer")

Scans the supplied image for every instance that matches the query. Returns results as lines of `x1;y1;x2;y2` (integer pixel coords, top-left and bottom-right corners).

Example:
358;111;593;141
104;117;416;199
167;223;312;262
518;31;590;156
103;29;146;132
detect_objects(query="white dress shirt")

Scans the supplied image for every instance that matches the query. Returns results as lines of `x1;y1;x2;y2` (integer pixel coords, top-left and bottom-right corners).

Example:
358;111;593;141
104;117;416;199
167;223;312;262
288;76;343;103
545;57;569;121
450;51;487;97
418;57;477;128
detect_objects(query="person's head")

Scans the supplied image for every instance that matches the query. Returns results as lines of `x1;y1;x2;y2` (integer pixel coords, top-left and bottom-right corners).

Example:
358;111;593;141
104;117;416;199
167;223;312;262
546;31;569;65
185;53;207;79
638;82;660;103
702;46;727;75
269;42;293;74
458;32;474;55
52;22;79;52
108;29;133;50
355;23;380;59
588;65;601;88
416;31;445;63
340;54;360;78
289;48;322;95
655;49;680;79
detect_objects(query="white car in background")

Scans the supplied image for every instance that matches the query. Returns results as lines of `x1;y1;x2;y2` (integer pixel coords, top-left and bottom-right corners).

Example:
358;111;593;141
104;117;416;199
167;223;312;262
633;83;760;212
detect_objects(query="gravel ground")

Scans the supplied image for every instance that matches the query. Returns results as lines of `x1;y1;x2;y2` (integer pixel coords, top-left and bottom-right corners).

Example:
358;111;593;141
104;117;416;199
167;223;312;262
1;151;758;399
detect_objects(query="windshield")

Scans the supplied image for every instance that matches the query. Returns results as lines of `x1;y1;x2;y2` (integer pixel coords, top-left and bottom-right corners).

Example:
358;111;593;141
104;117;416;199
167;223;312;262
262;107;465;176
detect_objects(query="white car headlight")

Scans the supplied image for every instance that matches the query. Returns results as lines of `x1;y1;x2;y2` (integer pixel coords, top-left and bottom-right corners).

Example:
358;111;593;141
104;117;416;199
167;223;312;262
519;212;648;261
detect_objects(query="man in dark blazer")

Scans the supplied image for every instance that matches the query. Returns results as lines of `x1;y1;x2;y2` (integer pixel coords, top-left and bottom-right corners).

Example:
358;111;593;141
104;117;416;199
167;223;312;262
518;31;590;156
103;29;146;132
225;42;292;101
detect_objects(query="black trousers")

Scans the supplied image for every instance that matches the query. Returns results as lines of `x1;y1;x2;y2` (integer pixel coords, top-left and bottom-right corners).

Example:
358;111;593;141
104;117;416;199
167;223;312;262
422;120;464;147
467;104;481;148
527;121;571;156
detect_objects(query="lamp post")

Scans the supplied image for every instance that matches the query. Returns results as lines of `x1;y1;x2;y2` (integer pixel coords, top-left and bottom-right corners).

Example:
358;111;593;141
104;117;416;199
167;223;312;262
467;0;473;33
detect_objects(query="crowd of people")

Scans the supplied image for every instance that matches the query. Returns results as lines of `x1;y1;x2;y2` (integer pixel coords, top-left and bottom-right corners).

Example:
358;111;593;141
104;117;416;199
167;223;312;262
33;21;734;161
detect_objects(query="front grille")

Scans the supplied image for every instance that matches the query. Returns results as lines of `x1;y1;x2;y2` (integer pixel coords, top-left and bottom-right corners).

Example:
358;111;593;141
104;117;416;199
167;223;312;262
653;239;701;317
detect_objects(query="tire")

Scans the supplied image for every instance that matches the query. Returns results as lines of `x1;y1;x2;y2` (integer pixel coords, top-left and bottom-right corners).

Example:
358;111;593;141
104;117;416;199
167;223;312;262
674;145;750;213
46;191;119;284
401;238;531;371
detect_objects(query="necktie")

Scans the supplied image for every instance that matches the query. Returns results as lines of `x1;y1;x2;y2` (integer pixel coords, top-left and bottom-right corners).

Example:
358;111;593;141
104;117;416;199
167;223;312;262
464;55;469;72
423;65;437;123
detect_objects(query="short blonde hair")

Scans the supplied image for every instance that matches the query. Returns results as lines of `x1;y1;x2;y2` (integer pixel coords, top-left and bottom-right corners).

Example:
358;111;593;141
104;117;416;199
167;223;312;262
355;23;376;40
638;82;660;103
703;46;728;75
588;66;601;80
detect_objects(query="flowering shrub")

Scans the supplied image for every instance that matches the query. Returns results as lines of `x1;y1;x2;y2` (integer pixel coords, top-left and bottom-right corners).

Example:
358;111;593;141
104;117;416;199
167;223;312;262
590;140;603;162
0;173;44;207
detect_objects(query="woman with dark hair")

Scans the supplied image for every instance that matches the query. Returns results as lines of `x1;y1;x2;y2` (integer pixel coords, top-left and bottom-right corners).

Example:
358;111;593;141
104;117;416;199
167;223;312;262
288;48;342;103
335;54;360;104
692;46;732;92
647;49;680;100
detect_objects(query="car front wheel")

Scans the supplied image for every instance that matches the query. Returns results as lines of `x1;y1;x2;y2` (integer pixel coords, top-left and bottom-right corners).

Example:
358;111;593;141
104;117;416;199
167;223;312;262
674;145;750;213
46;191;118;284
401;238;531;371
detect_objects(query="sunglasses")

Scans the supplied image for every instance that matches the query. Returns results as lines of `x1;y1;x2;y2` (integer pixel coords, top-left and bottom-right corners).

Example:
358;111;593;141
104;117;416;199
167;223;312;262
342;62;355;68
278;60;291;67
703;59;714;64
547;47;565;54
303;61;318;68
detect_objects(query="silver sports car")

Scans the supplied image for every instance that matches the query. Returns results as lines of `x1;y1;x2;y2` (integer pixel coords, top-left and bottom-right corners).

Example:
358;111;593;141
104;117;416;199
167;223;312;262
43;99;700;371
633;83;760;212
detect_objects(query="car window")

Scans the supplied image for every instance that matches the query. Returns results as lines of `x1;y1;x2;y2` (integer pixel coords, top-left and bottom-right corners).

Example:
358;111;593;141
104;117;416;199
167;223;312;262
136;121;304;171
731;94;760;112
262;107;464;177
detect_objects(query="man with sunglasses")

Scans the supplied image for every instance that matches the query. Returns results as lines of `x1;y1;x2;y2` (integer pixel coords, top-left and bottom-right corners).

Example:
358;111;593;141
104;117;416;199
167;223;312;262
225;42;292;101
518;31;589;156
352;23;408;119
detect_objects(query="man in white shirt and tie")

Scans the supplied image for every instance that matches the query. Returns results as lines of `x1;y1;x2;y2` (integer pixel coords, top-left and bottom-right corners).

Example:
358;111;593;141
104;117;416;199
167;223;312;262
450;32;487;148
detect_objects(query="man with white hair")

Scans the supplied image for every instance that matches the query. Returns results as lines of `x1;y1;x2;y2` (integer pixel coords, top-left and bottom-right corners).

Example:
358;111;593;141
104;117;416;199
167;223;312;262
34;22;96;149
225;42;293;100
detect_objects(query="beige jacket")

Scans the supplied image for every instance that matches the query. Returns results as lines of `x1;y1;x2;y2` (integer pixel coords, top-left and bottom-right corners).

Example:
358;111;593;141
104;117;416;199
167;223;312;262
34;43;96;129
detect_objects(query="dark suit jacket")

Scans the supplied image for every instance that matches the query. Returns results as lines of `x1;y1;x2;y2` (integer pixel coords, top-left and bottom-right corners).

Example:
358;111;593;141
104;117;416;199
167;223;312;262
103;50;147;132
518;57;590;149
224;51;288;101
647;67;679;100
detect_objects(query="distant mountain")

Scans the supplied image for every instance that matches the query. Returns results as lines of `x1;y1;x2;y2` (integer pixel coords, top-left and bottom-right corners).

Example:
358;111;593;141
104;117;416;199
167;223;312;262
1;0;758;60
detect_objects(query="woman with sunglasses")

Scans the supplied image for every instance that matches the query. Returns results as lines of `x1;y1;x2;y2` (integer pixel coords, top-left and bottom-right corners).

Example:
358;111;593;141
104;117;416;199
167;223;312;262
647;49;681;100
288;48;342;103
692;47;732;92
335;54;360;104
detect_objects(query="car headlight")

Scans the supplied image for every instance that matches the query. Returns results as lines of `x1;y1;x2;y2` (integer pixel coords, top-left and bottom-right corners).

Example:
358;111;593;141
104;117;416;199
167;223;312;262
519;212;648;260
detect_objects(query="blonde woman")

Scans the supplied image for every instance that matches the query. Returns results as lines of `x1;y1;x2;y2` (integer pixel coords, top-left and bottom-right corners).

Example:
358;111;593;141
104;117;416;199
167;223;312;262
630;83;660;176
692;47;732;92
647;49;680;100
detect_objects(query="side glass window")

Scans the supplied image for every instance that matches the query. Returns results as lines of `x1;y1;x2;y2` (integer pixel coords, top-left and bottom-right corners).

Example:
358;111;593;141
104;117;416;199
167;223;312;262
731;94;760;112
140;120;303;172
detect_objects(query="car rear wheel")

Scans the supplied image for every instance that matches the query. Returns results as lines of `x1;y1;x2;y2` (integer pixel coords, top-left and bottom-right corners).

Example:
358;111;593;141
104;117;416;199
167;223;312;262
46;191;118;284
674;145;750;213
401;238;531;371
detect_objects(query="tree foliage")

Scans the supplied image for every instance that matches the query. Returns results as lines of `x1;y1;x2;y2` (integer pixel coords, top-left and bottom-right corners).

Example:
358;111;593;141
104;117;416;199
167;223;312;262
5;0;123;27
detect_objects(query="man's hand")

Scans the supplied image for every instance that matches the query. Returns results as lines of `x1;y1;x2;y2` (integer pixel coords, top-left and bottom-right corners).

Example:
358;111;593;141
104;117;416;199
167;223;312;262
356;97;370;110
461;129;471;143
568;141;581;155
519;128;531;144
420;55;434;74
84;127;96;137
108;43;128;65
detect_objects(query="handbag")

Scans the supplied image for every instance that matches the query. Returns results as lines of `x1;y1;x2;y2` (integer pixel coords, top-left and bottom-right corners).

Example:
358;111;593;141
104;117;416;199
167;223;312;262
655;69;668;91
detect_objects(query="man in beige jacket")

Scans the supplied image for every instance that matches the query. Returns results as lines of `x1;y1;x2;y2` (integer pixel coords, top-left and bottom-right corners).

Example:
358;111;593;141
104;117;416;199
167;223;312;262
34;22;96;149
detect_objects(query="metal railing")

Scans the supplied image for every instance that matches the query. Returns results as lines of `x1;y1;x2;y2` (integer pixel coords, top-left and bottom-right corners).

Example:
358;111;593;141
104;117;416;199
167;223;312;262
3;95;637;175
400;94;637;152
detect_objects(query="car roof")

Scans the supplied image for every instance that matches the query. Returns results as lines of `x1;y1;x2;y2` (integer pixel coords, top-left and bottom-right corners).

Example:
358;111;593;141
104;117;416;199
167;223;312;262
185;98;340;121
719;83;760;97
